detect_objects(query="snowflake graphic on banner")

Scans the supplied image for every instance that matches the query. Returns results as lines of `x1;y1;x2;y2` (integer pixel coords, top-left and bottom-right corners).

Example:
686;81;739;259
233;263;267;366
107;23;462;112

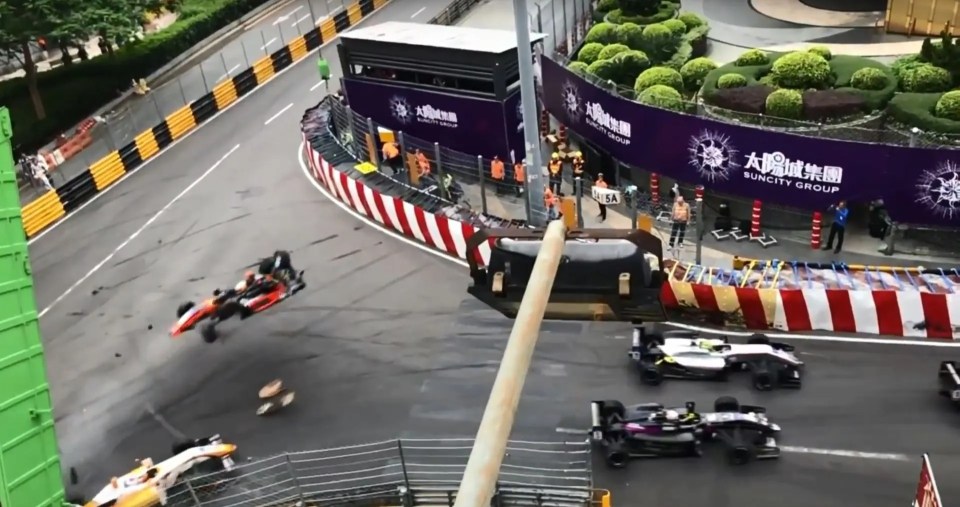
687;130;739;182
916;160;960;219
389;96;414;125
560;80;583;122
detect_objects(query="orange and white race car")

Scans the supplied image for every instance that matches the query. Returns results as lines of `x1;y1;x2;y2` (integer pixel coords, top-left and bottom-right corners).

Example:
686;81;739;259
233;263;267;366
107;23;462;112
82;435;237;507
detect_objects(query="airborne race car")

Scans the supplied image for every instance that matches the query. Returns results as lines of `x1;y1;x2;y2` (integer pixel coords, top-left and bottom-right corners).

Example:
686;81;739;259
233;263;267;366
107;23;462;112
80;435;237;507
630;329;803;391
590;397;781;468
170;268;305;343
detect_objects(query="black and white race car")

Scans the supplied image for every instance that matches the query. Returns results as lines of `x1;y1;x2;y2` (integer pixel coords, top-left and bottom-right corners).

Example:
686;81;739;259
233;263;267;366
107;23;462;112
590;397;781;468
938;361;960;404
630;329;803;391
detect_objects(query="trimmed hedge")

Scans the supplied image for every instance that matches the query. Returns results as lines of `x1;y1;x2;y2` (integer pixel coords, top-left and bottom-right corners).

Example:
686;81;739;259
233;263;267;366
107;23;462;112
765;88;803;119
598;43;631;61
634;66;683;92
638;84;684;111
568;61;590;76
4;0;271;154
587;59;619;81
770;51;831;89
936;90;960;121
605;0;679;25
679;57;716;91
900;64;952;92
717;73;748;89
888;92;960;134
850;67;888;90
578;43;606;64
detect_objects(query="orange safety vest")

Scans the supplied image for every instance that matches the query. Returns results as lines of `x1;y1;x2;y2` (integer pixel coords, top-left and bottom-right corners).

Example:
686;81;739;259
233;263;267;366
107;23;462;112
382;142;399;159
513;163;525;182
491;159;505;180
595;179;608;189
544;188;555;208
549;160;562;176
417;152;430;174
572;157;584;175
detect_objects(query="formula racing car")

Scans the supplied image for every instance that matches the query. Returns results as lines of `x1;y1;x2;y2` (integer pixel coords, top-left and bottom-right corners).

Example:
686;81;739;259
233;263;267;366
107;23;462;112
938;361;960;404
630;328;803;390
170;268;305;343
590;397;781;468
80;435;236;507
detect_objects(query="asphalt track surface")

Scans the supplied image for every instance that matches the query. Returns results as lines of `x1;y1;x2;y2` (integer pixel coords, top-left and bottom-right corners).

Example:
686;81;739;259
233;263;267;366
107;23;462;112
26;4;960;507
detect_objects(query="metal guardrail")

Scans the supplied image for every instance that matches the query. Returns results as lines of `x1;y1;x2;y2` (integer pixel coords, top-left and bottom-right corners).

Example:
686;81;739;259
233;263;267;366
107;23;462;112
164;438;593;507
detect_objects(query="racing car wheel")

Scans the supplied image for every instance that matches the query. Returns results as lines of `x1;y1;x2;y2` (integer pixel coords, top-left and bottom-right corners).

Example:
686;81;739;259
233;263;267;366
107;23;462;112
750;362;774;391
605;438;630;468
176;301;195;318
639;362;664;386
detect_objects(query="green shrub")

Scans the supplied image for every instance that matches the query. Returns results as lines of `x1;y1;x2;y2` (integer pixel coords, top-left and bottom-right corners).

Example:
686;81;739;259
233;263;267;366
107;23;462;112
585;23;619;44
662;19;687;36
935;90;960;120
765;88;804;119
901;64;953;92
807;45;832;61
642;22;678;58
830;55;897;111
770;51;831;89
567;61;590;76
598;43;632;60
634;66;684;92
663;42;693;70
642;23;674;44
597;0;619;12
606;2;677;25
891;54;925;79
613;50;652;84
587;59;619;81
615;22;645;49
680;57;717;90
717;73;748;89
578;42;606;64
638;84;685;111
888;92;960;134
677;11;705;29
849;67;888;90
735;49;769;67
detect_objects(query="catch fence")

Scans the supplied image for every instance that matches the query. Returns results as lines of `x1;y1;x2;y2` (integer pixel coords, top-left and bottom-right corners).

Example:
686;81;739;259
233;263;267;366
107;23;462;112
163;438;595;507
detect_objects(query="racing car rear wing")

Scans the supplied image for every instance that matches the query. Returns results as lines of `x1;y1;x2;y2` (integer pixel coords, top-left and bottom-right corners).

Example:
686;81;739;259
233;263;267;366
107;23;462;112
467;228;667;322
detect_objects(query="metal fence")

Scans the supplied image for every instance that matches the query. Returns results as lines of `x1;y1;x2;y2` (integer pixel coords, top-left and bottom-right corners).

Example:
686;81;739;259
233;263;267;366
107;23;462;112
531;0;592;59
163;438;594;507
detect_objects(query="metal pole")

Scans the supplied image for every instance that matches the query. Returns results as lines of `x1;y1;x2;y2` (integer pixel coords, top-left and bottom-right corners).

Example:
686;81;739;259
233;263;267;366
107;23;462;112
398;131;408;176
477;155;489;214
346;106;357;154
199;63;209;92
284;453;307;502
575;178;583;228
367;117;381;168
631;200;638;230
307;0;318;23
434;142;446;200
219;51;230;82
514;0;547;227
452;220;567;507
695;199;704;265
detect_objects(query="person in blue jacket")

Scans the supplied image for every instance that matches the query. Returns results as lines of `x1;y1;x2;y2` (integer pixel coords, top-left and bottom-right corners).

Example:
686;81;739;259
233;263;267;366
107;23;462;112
822;200;849;254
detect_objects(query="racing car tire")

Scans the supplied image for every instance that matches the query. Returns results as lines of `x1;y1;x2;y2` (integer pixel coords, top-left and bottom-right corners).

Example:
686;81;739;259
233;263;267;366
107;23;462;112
728;446;753;465
599;400;626;421
747;334;770;345
751;362;774;391
639;363;664;386
176;301;195;318
200;323;218;343
605;439;630;469
714;396;740;413
171;437;210;455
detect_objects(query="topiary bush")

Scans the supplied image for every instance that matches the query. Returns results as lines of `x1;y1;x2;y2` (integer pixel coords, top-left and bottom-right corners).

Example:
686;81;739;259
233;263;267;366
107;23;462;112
587;59;619;81
597;0;619;12
613;50;652;84
578;42;605;64
891;54;926;80
765;88;804;119
900;64;952;92
849;67;889;90
677;11;705;29
735;49;769;67
717;73;748;89
770;51;831;89
585;23;619;45
662;18;687;36
807;46;832;61
935;90;960;120
615;22;645;50
642;22;678;58
567;61;590;76
634;66;684;92
638;84;685;111
680;57;717;91
605;1;678;25
598;43;632;61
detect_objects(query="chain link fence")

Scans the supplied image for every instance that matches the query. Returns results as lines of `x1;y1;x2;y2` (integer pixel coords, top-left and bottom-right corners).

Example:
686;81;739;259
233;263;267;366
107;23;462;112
163;438;594;507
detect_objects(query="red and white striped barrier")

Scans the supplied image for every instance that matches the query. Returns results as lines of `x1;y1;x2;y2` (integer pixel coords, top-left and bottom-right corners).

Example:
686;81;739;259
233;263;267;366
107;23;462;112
303;140;960;339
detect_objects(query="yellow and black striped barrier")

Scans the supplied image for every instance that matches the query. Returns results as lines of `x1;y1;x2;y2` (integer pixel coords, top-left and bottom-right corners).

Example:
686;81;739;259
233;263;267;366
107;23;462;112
20;0;388;238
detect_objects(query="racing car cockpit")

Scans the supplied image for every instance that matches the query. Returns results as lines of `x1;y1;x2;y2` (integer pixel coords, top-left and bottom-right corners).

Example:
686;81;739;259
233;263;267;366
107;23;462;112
466;228;667;321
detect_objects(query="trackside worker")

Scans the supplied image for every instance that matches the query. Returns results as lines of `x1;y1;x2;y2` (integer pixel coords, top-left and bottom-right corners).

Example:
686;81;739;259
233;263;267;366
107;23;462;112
595;173;608;222
491;156;505;194
571;151;584;181
381;141;401;175
415;149;430;178
548;152;562;193
513;160;525;197
544;187;558;220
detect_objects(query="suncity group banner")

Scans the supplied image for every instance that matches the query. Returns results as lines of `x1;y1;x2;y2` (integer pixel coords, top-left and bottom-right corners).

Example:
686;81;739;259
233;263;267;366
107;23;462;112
343;78;525;162
541;57;960;227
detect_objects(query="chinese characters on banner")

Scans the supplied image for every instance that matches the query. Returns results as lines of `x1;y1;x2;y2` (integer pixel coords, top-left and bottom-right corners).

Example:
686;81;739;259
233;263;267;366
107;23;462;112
541;57;960;227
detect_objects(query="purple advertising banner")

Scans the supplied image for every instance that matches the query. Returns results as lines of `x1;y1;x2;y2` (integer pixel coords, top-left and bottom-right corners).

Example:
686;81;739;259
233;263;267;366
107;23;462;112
343;78;525;161
541;57;960;228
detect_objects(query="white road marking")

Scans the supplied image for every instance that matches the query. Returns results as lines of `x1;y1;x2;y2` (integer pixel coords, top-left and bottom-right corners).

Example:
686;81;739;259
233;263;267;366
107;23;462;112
315;15;330;26
218;64;240;82
781;446;909;461
273;5;303;24
411;6;426;17
26;0;394;248
260;37;278;51
264;103;294;125
310;80;327;91
555;427;585;435
38;145;240;319
293;13;311;26
297;144;960;349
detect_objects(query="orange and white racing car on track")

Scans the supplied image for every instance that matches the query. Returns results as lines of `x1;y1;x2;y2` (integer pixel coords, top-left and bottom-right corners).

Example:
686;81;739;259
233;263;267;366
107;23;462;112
81;435;237;507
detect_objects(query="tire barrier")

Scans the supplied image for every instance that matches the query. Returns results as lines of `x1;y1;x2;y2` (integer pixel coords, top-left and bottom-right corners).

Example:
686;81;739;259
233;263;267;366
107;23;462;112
302;99;960;339
18;0;389;238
